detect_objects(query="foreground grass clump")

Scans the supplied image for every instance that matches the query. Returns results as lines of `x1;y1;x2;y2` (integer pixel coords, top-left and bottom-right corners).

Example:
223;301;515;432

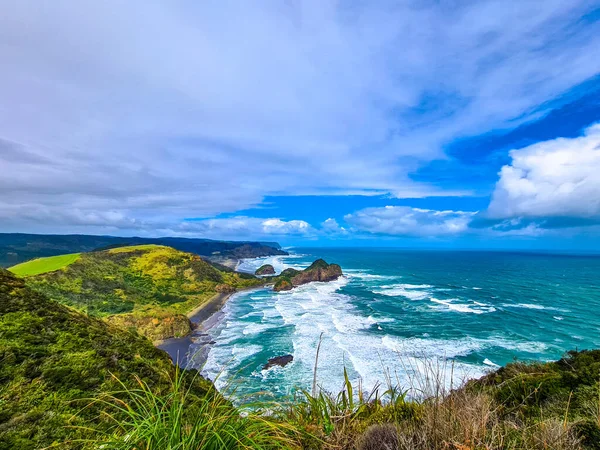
92;367;297;450
8;252;81;276
278;352;600;449
16;245;262;339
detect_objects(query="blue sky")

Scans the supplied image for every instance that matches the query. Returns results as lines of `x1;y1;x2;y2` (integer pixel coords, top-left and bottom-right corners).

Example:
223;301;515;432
1;1;600;249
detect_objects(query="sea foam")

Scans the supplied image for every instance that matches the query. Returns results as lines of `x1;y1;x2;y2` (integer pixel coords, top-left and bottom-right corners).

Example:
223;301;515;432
429;298;496;314
373;283;432;300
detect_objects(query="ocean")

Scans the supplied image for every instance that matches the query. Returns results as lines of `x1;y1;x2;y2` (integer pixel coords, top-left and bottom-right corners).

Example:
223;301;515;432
192;248;600;400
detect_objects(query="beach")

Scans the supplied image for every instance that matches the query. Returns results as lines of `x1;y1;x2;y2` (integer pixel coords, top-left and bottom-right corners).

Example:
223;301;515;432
156;286;262;367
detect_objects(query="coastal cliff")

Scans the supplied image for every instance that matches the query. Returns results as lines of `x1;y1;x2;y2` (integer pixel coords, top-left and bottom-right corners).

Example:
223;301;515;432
13;245;262;340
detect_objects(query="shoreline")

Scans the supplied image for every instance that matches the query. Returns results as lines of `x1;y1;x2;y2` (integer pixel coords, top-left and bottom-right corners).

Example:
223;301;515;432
156;285;264;367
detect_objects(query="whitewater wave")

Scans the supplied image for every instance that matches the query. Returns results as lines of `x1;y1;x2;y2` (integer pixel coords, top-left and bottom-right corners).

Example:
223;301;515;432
346;270;398;281
201;259;555;398
237;254;308;275
203;275;514;395
373;283;432;300
429;298;496;314
242;322;274;336
502;303;570;312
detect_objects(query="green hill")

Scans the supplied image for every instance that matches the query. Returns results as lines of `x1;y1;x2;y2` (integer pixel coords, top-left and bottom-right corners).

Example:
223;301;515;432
15;245;262;340
8;253;81;276
2;266;600;449
0;268;213;449
0;233;287;268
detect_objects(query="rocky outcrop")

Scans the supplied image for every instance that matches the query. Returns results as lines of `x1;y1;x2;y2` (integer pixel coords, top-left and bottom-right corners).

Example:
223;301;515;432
255;264;275;275
280;268;301;278
263;354;293;370
215;283;236;293
273;278;293;292
291;259;342;286
272;259;343;292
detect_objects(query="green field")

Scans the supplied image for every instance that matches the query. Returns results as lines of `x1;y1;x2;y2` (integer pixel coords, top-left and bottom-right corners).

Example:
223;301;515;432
8;253;81;276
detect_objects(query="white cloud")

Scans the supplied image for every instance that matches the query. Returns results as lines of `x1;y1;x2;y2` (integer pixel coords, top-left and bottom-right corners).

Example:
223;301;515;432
344;206;476;237
176;217;314;240
488;123;600;219
0;1;599;231
321;218;348;234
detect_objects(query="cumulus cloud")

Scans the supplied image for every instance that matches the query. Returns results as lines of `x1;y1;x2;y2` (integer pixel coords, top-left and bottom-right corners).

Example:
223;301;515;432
488;124;600;219
321;218;348;234
1;1;599;232
344;206;477;237
172;217;314;240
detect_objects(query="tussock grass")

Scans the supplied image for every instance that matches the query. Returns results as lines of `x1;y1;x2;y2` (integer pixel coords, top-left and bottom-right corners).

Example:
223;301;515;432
83;347;600;449
54;348;600;449
87;366;298;450
276;350;596;449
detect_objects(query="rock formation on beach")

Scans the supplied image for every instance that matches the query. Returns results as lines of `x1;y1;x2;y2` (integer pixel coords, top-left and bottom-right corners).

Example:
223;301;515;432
255;264;276;275
273;259;342;291
263;354;293;370
273;278;293;291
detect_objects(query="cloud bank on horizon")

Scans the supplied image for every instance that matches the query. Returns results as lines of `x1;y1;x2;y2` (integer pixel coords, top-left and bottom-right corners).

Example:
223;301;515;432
1;0;600;246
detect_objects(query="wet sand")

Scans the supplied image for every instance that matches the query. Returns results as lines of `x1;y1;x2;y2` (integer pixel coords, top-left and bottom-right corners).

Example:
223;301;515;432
156;287;263;367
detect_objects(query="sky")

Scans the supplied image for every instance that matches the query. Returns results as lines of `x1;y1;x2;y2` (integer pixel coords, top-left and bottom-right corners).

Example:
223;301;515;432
1;0;600;250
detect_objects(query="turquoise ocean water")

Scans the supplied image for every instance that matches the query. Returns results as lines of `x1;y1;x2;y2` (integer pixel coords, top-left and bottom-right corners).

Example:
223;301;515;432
193;249;600;399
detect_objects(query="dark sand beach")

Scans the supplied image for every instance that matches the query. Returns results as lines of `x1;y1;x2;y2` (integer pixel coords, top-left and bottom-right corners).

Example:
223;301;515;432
156;287;263;367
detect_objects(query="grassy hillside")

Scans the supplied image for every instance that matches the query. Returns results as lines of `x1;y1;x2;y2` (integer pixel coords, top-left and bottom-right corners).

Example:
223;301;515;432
2;267;600;449
0;233;286;267
0;269;292;450
17;245;262;340
0;269;213;449
8;252;81;276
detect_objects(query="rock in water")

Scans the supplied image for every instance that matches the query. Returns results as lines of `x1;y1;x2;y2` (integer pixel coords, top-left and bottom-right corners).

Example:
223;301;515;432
255;264;276;275
263;354;293;370
271;259;342;292
280;268;301;277
273;278;293;292
291;259;342;286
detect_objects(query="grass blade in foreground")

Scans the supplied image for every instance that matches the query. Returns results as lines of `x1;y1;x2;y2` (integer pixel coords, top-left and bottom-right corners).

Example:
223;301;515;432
89;366;298;450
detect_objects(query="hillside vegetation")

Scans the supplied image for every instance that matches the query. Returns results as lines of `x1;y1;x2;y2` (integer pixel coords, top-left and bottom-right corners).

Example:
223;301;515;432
16;245;262;340
0;233;286;267
2;266;600;448
0;269;291;450
0;269;211;449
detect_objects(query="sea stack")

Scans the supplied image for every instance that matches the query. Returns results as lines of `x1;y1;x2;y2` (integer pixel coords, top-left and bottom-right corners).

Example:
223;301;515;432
291;259;342;285
273;278;293;292
255;264;276;275
272;259;342;292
